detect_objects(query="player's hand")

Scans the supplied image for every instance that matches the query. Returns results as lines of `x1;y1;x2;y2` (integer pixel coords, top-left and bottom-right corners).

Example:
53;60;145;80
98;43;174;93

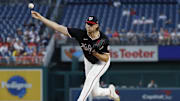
91;45;100;54
31;11;42;20
91;49;96;53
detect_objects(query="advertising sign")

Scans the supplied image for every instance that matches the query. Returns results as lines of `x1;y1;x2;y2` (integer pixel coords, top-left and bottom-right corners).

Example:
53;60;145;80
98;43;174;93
159;46;180;61
61;46;158;62
110;46;158;61
0;69;42;101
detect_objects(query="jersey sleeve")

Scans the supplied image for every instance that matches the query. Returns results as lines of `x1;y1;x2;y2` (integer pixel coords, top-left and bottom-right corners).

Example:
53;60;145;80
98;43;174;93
67;28;83;39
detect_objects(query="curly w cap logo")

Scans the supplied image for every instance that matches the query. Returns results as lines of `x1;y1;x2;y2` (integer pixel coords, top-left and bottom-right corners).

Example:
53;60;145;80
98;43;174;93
1;75;32;98
89;17;93;21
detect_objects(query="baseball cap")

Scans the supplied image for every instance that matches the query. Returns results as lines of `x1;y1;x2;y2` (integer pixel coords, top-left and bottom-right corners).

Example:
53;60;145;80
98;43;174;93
86;16;98;25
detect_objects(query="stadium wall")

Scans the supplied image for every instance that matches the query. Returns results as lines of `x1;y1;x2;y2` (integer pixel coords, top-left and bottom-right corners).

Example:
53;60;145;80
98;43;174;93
48;71;180;101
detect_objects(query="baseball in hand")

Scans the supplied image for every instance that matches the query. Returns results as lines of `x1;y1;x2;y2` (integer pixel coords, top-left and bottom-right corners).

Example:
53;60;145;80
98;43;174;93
28;3;34;9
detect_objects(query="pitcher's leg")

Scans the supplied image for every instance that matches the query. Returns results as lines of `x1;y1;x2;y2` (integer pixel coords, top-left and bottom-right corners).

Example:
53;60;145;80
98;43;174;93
92;81;120;101
92;80;110;97
84;57;93;76
77;61;110;101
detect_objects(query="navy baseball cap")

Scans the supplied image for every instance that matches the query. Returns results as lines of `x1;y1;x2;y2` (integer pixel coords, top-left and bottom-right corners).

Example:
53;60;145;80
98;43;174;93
86;16;98;25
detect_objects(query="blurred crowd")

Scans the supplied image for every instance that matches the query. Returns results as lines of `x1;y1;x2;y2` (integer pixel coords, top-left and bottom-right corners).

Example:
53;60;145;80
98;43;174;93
56;27;180;46
0;26;51;65
105;27;180;45
54;7;180;46
105;8;180;45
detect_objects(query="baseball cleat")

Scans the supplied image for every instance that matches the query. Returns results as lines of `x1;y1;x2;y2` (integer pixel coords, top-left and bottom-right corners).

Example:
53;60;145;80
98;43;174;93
109;84;120;101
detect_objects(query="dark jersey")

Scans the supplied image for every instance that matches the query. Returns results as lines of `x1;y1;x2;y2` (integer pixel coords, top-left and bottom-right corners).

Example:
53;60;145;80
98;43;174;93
67;28;110;64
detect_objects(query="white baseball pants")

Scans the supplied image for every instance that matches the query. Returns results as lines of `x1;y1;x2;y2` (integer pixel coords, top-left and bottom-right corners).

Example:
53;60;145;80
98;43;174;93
77;56;111;101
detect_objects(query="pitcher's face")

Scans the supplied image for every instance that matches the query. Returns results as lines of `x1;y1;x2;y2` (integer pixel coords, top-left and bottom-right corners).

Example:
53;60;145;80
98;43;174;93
85;23;99;33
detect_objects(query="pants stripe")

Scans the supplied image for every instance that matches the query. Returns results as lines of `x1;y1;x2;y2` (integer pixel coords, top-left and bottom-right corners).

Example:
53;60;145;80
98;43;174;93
83;62;107;101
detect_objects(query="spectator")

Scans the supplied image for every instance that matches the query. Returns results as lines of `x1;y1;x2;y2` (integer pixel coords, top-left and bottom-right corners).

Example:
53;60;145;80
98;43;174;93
137;80;144;88
16;28;23;40
0;43;9;57
38;46;46;56
54;31;67;44
158;28;164;45
142;16;146;22
105;28;112;36
137;32;146;45
6;35;12;44
171;29;178;45
119;29;126;45
126;30;135;44
147;80;158;88
113;0;121;7
13;39;24;53
150;28;158;44
41;34;51;46
177;23;180;29
34;33;40;44
132;33;138;45
24;28;30;36
177;29;180;44
165;19;172;28
122;8;130;16
105;28;113;44
159;13;167;20
130;8;136;16
145;17;154;24
163;29;171;45
112;30;120;44
29;28;38;43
